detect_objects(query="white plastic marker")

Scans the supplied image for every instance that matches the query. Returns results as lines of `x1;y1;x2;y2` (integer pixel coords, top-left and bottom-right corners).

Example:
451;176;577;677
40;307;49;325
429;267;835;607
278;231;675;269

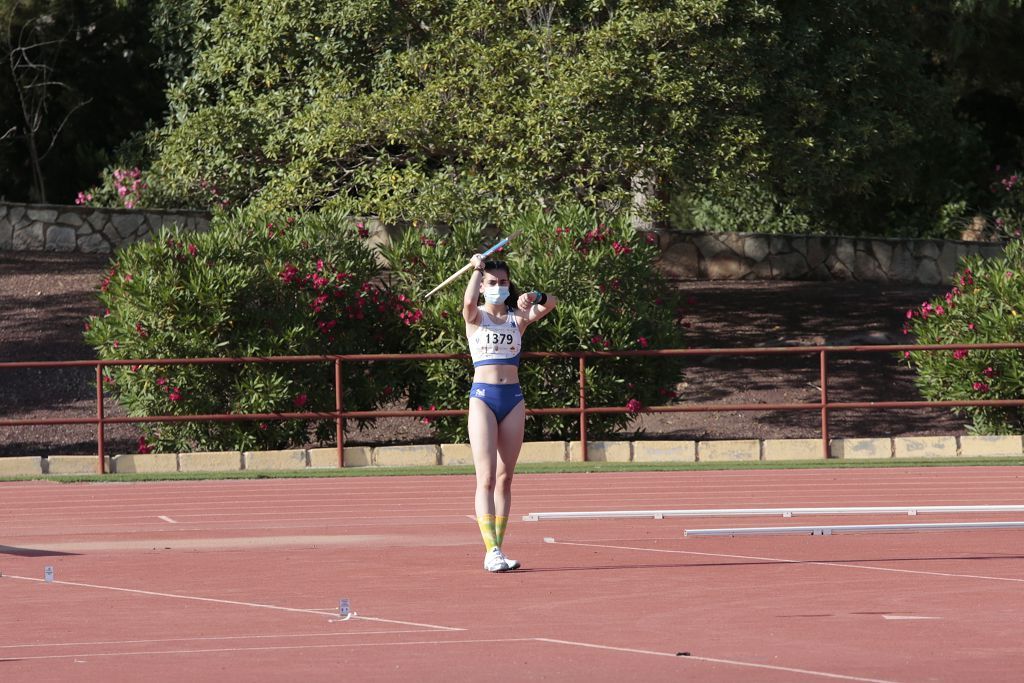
423;229;522;300
44;566;54;583
329;598;355;623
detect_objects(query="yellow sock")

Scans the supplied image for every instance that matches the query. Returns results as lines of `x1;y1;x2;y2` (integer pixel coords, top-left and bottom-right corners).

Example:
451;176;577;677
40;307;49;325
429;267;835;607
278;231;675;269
477;514;497;551
495;515;509;548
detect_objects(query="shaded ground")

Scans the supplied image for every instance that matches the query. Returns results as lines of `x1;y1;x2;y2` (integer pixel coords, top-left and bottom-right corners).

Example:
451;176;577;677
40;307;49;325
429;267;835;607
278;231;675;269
0;250;965;456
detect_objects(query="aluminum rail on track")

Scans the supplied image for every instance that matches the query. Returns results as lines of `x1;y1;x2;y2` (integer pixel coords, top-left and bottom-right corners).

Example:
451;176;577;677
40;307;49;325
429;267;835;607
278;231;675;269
521;505;1024;522
683;521;1024;537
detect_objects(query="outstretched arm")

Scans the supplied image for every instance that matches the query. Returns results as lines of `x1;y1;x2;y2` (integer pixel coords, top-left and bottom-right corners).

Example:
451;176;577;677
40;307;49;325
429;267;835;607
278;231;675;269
462;254;485;324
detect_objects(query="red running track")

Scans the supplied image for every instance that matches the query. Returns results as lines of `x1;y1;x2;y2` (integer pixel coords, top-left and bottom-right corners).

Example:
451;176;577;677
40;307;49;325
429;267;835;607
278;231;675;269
2;466;1024;682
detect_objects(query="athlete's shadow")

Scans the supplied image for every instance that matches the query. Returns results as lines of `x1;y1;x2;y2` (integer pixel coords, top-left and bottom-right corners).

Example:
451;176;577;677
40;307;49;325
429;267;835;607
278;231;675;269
0;545;79;557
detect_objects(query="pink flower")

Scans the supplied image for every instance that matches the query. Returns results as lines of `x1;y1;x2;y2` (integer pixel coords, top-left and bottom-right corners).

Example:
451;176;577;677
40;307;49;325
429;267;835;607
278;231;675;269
982;367;997;378
626;398;642;414
637;336;649;348
136;436;152;454
905;309;914;319
279;263;300;284
168;387;182;402
972;382;990;393
968;323;976;331
903;351;911;359
188;243;198;257
646;232;657;244
293;393;308;408
612;241;633;255
952;349;969;360
935;305;945;316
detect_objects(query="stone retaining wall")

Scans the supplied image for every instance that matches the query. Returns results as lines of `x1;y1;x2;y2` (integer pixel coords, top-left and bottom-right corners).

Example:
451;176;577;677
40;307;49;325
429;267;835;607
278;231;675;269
2;435;1020;475
0;200;210;254
657;232;1007;284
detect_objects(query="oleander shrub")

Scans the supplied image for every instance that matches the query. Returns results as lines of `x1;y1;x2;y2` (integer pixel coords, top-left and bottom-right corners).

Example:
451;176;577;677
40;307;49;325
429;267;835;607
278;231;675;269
905;239;1024;434
991;168;1024;239
84;208;421;452
381;203;687;442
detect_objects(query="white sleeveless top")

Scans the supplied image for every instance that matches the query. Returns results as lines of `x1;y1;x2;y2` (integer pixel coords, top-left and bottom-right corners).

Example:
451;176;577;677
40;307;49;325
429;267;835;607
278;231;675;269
469;309;522;367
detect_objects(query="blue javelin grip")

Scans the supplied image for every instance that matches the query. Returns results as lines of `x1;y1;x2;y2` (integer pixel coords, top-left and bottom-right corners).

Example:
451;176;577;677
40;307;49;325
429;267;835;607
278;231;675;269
423;229;522;299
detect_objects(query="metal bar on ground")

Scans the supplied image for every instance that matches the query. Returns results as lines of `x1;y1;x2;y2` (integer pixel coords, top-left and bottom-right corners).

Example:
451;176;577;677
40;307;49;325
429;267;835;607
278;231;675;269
521;505;1024;522
684;521;1024;537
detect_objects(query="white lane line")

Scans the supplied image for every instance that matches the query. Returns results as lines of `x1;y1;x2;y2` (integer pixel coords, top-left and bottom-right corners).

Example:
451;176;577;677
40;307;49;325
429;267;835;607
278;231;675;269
0;630;432;650
534;638;904;683
544;539;1024;583
1;574;464;632
0;637;532;661
158;516;177;524
881;615;939;621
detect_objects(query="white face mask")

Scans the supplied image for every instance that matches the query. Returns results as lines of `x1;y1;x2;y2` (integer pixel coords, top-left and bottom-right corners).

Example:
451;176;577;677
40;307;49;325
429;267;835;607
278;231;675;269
483;285;509;305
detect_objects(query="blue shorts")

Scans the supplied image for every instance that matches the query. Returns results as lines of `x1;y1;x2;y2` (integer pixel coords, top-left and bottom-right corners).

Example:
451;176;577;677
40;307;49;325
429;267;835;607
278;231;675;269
469;383;524;423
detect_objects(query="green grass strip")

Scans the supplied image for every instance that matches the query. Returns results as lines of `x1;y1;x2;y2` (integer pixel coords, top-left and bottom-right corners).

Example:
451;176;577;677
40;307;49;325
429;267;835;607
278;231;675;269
2;457;1023;484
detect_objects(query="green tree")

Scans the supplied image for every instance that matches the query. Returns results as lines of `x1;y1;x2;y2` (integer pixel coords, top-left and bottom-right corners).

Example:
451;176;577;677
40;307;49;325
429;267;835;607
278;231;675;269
137;1;994;237
142;0;779;223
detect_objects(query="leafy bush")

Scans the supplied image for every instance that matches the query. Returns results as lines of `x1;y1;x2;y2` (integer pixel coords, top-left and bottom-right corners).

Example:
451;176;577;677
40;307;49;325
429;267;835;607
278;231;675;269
669;183;813;235
991;168;1024;239
905;239;1024;434
381;204;687;443
84;208;420;452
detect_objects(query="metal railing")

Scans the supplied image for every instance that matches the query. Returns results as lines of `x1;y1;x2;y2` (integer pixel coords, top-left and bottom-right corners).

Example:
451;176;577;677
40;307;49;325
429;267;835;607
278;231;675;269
3;342;1024;474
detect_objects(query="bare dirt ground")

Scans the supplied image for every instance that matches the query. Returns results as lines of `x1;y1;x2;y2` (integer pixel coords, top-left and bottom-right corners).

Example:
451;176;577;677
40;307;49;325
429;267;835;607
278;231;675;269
0;250;966;457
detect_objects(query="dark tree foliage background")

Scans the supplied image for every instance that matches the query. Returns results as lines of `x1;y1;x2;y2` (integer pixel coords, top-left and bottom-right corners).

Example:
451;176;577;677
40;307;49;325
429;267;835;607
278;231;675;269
0;0;167;203
1;0;1024;238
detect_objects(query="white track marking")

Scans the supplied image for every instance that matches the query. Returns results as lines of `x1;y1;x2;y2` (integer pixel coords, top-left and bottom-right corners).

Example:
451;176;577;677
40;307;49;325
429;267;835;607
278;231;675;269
0;638;532;661
1;574;464;631
157;516;177;524
0;630;432;649
534;638;904;683
544;539;1024;583
881;615;939;621
0;633;909;681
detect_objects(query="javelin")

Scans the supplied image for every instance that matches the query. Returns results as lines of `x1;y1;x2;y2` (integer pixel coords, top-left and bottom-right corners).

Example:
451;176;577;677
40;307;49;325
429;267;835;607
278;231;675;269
423;229;522;299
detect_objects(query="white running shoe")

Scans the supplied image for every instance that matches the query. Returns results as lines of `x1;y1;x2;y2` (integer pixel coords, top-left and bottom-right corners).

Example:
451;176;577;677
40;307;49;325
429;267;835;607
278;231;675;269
484;547;509;572
494;546;521;570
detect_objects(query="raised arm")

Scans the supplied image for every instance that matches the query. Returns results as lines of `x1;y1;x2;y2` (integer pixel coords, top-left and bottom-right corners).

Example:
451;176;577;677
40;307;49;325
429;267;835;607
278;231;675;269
516;289;558;330
462;254;485;324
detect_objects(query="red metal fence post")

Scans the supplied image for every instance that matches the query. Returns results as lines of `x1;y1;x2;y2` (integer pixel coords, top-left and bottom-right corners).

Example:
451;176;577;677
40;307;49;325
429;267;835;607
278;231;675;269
335;358;344;468
96;363;106;473
579;355;587;462
820;349;829;459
